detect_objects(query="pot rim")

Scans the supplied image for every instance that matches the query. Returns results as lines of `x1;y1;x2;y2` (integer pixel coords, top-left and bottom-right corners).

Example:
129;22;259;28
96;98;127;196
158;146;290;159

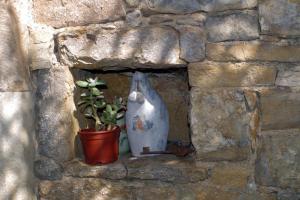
78;126;121;135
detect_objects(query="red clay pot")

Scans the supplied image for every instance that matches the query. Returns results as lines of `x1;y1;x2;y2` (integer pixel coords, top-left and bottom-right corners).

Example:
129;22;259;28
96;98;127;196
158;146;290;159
79;126;120;165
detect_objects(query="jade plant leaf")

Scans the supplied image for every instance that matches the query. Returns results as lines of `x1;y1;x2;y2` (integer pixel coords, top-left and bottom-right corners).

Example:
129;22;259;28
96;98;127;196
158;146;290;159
76;81;89;88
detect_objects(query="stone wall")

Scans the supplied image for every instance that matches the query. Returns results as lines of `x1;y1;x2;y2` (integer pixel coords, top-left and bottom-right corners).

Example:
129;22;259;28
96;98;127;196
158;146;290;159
0;1;36;200
5;0;300;199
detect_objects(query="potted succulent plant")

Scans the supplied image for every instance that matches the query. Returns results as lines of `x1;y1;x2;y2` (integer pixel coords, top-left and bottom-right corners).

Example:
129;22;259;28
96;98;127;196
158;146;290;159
76;77;126;165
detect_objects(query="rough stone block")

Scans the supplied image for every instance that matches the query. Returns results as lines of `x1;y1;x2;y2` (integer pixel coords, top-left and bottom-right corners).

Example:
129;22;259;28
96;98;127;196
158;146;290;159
0;4;30;92
32;0;126;28
64;159;127;179
34;157;63;180
34;66;78;162
58;26;185;69
261;90;300;130
259;0;300;37
29;25;55;70
189;61;277;88
142;0;202;14
0;92;35;200
179;26;205;62
276;65;300;87
125;155;208;183
199;0;257;12
190;88;254;161
211;162;251;189
256;129;300;190
206;11;259;42
207;41;300;62
141;0;257;13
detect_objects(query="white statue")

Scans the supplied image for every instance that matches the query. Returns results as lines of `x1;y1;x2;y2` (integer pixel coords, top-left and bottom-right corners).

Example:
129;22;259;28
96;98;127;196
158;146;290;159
126;72;169;157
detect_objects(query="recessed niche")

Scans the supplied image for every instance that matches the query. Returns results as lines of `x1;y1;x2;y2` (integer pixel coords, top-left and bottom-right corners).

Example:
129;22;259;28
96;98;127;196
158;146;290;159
71;68;191;158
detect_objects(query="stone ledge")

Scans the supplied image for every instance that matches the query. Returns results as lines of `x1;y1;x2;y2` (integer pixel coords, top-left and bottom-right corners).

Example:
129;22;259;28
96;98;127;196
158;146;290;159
64;155;209;183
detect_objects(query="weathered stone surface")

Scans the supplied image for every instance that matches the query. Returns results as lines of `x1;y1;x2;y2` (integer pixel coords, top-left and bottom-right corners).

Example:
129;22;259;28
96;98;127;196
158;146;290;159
259;0;300;37
261;90;300;130
256;129;300;190
207;41;300;62
143;0;202;14
141;0;257;13
125;155;208;183
29;25;56;70
206;11;259;42
34;157;63;180
0;4;30;92
276;66;300;87
211;162;251;189
198;146;249;162
189;61;277;88
126;10;143;27
190;88;253;161
72;70;190;143
277;189;300;200
38;175;276;200
32;0;126;28
148;13;206;27
64;159;127;179
34;66;78;162
0;92;36;200
179;26;205;62
58;26;185;69
199;0;257;12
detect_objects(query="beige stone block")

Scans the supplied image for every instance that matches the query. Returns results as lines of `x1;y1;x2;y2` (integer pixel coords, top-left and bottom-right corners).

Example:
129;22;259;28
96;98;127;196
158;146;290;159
256;129;300;190
190;88;255;161
32;0;126;28
58;26;185;69
189;61;277;88
259;0;300;37
261;90;300;130
211;162;251;189
207;41;300;62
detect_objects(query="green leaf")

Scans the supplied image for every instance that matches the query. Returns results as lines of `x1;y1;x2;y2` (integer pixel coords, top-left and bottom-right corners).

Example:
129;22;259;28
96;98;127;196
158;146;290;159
94;101;106;109
80;93;88;97
77;100;87;106
91;88;101;96
76;81;89;88
106;105;113;113
89;80;106;87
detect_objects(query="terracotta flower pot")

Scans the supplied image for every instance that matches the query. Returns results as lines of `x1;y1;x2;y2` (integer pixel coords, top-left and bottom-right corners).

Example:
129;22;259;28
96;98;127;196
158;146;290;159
79;126;120;165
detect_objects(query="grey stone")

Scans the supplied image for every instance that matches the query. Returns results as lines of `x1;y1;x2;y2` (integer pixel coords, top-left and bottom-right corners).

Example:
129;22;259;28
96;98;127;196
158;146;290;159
0;4;30;92
64;159;127;179
34;157;63;180
126;10;143;27
179;26;205;62
190;88;253;161
277;189;300;200
58;26;185;69
207;41;300;62
255;129;300;190
261;89;300;130
206;11;259;42
141;0;257;13
0;92;35;200
144;0;202;14
125;155;208;183
189;61;277;88
32;0;126;28
34;66;78;162
276;66;300;87
259;0;300;37
199;0;257;12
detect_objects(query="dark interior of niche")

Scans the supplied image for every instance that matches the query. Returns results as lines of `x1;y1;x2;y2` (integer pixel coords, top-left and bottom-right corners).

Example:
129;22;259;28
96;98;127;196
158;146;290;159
71;68;191;158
